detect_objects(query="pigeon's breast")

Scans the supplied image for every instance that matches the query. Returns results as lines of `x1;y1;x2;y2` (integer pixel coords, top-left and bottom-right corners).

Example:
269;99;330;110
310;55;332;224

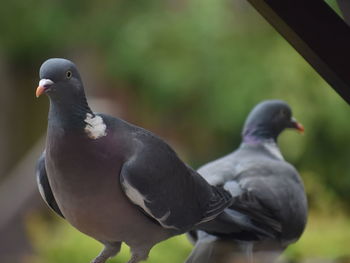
45;133;170;244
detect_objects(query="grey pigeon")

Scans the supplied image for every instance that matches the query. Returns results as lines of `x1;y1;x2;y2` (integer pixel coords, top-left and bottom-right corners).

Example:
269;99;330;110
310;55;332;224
35;58;233;263
186;100;308;263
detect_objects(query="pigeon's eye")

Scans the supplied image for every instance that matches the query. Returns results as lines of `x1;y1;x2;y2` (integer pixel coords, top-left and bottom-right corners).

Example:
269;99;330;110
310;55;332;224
278;109;288;119
66;70;72;79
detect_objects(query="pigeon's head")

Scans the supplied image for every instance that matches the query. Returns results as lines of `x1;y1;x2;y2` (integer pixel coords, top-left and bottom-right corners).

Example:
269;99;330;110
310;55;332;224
36;58;84;102
242;100;304;142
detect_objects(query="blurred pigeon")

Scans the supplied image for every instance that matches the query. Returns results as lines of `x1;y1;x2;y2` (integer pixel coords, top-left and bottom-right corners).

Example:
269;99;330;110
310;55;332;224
35;58;233;263
186;100;308;263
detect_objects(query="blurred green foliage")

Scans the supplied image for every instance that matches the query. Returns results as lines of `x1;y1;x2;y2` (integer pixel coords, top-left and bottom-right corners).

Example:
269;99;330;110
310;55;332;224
1;0;350;262
7;0;348;203
26;210;350;263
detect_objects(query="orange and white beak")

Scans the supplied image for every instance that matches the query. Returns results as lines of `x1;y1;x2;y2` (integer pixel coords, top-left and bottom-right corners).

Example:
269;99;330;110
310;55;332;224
36;79;54;98
289;117;305;134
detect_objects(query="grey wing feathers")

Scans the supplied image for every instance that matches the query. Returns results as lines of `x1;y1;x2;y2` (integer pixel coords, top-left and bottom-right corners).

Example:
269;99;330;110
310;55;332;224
198;175;283;240
120;160;232;231
119;133;232;231
229;188;282;236
198;184;233;224
196;202;279;240
36;152;64;218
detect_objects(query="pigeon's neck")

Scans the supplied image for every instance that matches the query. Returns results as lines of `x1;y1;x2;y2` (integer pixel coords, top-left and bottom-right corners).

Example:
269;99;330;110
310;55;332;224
241;127;284;160
48;97;93;131
242;126;278;144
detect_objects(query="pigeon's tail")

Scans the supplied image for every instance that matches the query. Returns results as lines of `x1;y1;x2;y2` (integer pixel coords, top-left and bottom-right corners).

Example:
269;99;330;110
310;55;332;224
185;231;249;263
195;209;277;241
185;233;217;263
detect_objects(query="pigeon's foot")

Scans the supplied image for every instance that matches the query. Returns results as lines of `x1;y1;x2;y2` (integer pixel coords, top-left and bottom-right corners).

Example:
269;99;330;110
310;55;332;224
91;242;121;263
127;247;150;263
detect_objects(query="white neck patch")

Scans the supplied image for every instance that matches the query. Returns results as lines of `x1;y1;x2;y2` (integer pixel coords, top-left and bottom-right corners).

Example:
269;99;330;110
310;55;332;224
84;113;107;139
263;141;284;160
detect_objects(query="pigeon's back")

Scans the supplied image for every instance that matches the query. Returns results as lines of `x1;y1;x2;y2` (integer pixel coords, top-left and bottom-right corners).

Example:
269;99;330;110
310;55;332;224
186;100;308;263
198;143;307;245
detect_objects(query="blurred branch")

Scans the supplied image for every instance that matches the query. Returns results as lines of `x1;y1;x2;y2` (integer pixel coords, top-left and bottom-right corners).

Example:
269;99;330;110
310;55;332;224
0;138;44;230
0;137;44;263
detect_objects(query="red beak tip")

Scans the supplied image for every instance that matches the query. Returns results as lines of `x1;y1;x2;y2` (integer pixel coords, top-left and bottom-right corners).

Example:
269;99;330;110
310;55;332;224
296;123;305;134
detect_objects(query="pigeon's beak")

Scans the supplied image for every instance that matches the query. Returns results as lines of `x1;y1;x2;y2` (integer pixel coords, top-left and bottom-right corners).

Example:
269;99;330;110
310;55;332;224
289;117;305;134
36;79;54;98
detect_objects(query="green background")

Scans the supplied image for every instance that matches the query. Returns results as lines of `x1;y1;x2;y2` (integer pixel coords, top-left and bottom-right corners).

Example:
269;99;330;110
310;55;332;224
0;0;349;262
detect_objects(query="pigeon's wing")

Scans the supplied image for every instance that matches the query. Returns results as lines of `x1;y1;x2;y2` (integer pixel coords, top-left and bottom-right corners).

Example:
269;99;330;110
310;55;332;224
228;187;282;237
233;164;307;241
194;167;283;240
36;152;64;218
218;167;290;239
119;131;232;231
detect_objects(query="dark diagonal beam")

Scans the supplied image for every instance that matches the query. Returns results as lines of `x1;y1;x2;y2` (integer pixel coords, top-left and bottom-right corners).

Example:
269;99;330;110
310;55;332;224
246;0;350;104
338;0;350;26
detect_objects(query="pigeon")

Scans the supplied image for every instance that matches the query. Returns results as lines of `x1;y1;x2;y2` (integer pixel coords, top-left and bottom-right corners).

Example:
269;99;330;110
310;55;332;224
34;58;234;263
186;100;308;263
